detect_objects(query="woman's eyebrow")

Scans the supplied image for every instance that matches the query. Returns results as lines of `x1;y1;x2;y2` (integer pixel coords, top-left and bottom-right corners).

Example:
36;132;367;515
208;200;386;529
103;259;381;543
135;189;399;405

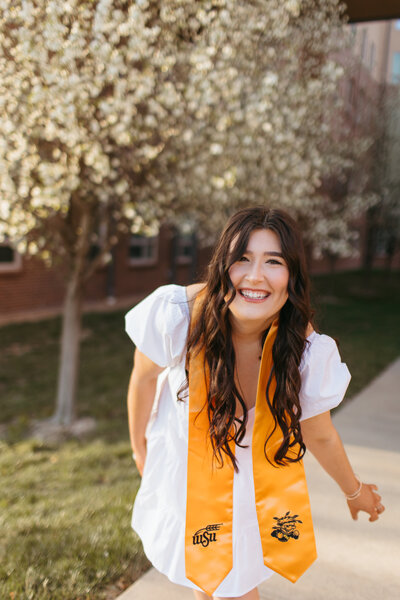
245;250;284;257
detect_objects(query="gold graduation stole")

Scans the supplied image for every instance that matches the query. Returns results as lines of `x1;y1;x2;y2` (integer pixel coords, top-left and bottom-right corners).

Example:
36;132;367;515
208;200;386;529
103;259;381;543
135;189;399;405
185;296;317;596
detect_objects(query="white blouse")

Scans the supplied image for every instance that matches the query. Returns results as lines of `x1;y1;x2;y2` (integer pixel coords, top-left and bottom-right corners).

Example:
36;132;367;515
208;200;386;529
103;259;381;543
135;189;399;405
125;284;351;597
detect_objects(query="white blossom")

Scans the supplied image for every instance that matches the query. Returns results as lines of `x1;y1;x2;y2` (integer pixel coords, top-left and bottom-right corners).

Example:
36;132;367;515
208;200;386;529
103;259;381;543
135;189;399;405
0;0;372;267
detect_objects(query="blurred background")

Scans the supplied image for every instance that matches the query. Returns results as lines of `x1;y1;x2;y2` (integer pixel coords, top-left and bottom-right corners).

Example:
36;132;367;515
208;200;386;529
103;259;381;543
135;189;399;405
0;2;399;599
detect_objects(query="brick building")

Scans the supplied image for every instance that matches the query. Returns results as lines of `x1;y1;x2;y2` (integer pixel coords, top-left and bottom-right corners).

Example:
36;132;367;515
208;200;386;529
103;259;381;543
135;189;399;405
343;19;400;269
0;227;213;323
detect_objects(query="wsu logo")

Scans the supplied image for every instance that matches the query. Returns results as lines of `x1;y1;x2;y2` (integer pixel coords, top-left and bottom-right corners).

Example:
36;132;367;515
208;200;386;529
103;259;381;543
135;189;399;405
192;523;222;547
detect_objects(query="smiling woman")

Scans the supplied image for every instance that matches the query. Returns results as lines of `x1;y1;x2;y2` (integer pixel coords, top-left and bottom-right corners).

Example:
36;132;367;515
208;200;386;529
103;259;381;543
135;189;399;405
125;206;384;600
183;209;314;473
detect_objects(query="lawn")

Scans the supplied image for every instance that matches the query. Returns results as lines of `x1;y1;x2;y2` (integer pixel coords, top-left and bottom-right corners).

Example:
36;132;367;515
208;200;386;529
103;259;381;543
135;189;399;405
310;269;400;399
0;269;399;599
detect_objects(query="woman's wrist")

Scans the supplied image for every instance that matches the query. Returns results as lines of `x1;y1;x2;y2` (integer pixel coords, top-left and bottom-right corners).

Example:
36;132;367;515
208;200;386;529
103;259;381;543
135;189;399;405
343;474;363;500
132;437;146;457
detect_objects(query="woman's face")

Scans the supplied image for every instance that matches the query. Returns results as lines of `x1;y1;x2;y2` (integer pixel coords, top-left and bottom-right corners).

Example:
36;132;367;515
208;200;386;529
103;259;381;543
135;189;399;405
227;228;290;329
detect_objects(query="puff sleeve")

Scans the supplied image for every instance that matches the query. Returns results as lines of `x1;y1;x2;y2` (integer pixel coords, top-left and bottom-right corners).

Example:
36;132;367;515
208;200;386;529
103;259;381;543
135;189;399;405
125;285;189;368
299;332;351;421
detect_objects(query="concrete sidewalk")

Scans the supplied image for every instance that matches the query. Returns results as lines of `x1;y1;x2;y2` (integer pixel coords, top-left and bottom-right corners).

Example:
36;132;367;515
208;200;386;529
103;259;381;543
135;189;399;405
118;358;400;600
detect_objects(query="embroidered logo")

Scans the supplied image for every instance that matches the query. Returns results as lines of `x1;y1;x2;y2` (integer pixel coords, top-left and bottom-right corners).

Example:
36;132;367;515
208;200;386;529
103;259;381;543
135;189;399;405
271;511;302;542
192;523;222;547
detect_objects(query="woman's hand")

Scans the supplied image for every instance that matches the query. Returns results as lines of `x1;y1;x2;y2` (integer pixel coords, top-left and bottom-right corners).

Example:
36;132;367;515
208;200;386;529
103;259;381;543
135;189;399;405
133;440;147;476
347;483;385;522
301;412;385;525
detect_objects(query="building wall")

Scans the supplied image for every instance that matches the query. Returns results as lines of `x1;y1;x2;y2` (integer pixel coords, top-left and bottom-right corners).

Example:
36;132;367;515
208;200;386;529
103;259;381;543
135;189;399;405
337;19;400;273
0;253;66;315
387;20;400;83
350;19;400;84
350;21;389;83
0;226;211;320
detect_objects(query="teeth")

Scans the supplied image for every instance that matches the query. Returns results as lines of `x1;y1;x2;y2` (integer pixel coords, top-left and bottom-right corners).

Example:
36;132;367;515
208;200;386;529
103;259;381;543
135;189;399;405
241;290;268;299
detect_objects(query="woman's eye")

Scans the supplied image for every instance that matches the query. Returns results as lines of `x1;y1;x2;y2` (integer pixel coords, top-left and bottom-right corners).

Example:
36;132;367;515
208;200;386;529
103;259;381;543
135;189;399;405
266;259;282;265
238;256;249;262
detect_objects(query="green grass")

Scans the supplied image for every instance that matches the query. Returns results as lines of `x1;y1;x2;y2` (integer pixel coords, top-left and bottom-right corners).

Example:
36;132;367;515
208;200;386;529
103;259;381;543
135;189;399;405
0;269;399;599
310;269;400;400
0;310;134;429
0;310;149;600
0;439;149;600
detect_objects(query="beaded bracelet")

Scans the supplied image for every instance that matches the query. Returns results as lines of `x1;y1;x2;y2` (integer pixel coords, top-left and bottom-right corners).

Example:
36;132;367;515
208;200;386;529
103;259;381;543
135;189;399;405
345;475;363;500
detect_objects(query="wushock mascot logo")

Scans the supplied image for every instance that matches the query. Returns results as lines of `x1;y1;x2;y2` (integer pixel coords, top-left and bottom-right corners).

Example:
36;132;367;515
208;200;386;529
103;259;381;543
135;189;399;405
192;523;222;547
271;511;302;542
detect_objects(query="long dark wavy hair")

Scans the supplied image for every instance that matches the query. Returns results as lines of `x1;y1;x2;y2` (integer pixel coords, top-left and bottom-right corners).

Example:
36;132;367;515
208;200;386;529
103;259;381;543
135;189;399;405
182;206;314;472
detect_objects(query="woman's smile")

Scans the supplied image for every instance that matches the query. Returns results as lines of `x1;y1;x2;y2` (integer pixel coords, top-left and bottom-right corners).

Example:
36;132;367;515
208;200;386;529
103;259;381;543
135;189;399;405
238;288;271;302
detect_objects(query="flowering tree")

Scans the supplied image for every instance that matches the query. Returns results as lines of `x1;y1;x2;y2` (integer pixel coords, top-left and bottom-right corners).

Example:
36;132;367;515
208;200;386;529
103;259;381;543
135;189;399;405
0;0;370;427
138;0;373;259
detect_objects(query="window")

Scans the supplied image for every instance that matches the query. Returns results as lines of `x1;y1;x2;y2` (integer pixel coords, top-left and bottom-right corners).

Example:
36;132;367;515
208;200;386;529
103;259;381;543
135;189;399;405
0;245;14;262
128;235;158;266
176;234;195;265
391;52;400;84
360;29;367;60
350;24;357;46
369;42;375;71
346;78;355;110
0;243;22;272
349;227;361;253
395;20;400;31
374;229;391;257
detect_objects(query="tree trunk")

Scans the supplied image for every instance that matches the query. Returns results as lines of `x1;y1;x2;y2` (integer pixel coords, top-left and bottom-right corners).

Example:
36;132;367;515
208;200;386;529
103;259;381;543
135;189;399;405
52;275;83;425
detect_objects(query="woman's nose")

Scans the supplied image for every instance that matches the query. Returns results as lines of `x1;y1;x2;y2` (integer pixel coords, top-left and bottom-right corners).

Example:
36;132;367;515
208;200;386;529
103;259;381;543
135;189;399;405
246;260;264;283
